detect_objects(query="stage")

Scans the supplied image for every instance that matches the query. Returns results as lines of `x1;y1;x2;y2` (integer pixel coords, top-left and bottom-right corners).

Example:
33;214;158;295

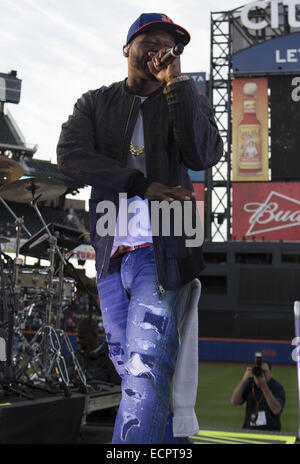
78;425;298;445
0;385;298;444
0;383;121;444
190;427;297;445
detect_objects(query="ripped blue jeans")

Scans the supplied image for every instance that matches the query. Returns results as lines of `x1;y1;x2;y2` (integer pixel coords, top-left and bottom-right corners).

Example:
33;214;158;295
97;244;192;444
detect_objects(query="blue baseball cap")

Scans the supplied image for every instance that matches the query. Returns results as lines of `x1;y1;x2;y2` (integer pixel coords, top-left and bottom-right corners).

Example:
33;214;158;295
126;13;190;46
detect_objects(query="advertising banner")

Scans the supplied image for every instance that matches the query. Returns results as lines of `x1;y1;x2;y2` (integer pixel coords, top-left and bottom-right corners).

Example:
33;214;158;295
238;1;300;31
193;182;205;201
232;77;269;181
193;182;205;228
232;182;300;241
232;32;300;75
184;72;206;182
183;72;206;95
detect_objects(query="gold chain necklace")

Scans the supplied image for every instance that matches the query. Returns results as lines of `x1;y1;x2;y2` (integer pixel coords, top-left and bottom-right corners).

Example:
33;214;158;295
130;141;145;157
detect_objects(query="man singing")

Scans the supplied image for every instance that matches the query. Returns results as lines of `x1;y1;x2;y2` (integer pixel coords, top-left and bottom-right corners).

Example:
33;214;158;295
57;13;223;444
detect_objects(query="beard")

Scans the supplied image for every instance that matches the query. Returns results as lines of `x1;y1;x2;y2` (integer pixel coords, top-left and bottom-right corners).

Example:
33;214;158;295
130;53;158;82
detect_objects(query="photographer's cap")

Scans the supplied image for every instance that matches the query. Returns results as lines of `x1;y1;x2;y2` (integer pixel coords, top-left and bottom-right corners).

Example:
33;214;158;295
126;13;190;46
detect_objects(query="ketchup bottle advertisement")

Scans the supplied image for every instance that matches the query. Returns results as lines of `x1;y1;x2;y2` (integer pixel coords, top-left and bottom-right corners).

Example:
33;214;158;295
232;77;269;181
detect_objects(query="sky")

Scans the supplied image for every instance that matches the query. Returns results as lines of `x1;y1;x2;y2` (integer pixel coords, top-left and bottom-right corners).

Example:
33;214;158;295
0;0;244;205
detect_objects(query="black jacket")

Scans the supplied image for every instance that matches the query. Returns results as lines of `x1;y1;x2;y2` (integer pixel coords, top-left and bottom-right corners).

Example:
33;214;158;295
57;78;223;291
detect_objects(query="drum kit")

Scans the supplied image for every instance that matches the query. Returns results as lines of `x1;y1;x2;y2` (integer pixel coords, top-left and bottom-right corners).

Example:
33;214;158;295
0;154;88;396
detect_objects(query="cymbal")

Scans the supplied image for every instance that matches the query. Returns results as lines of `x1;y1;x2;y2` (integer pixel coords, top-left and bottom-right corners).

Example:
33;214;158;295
0;155;24;186
0;177;67;203
0;236;10;243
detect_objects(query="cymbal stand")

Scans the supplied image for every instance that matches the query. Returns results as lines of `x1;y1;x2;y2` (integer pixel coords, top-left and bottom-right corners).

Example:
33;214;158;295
30;196;86;390
0;195;32;238
0;194;32;372
0;194;33;375
56;248;66;330
54;250;87;389
54;328;87;389
0;242;9;380
54;248;87;389
31;324;70;385
30;195;66;265
0;209;35;398
27;194;65;383
0;194;32;374
0;192;67;386
5;215;24;379
0;242;8;327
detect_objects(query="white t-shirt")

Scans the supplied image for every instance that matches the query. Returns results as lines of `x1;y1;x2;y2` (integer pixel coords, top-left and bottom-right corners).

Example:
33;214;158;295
111;96;152;255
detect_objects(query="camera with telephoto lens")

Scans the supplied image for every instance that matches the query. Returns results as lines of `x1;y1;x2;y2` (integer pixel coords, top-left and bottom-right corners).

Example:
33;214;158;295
251;352;264;378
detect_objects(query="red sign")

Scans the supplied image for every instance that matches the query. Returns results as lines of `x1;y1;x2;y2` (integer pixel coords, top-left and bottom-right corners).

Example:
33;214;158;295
232;183;300;241
193;182;205;228
192;182;205;202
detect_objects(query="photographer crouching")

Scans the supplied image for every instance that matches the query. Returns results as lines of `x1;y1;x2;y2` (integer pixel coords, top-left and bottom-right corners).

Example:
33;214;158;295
230;353;285;431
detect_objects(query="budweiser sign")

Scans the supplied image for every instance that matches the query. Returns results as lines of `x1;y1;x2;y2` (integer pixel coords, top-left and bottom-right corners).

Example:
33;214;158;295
232;183;300;241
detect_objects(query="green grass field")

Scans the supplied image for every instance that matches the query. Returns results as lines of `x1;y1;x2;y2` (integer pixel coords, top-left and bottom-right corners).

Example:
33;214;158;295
195;362;299;435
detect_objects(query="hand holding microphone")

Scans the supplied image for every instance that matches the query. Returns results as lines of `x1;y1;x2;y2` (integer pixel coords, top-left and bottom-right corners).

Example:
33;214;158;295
158;43;184;68
147;43;185;83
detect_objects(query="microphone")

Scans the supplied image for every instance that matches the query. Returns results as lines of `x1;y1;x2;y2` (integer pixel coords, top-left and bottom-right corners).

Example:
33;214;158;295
158;43;184;68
